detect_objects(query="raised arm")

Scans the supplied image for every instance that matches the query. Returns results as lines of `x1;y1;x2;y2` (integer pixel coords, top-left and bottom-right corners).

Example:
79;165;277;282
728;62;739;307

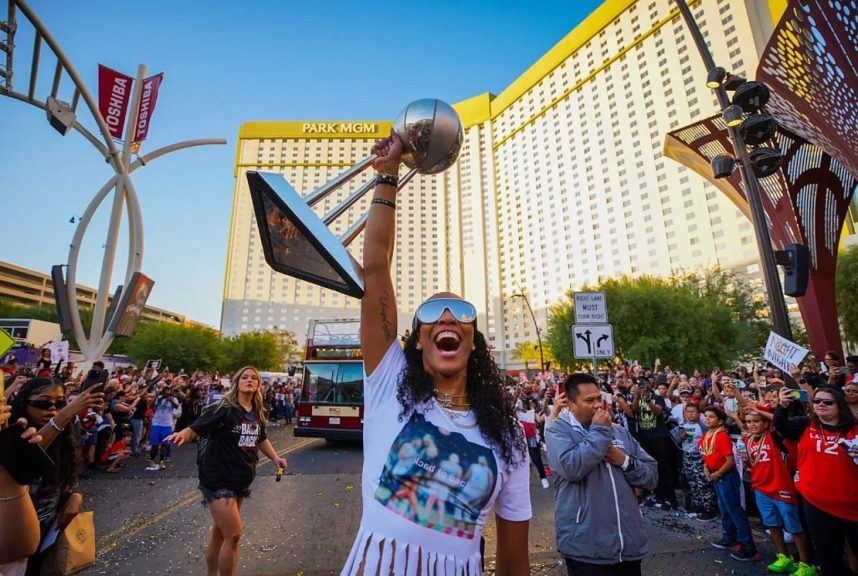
361;132;403;375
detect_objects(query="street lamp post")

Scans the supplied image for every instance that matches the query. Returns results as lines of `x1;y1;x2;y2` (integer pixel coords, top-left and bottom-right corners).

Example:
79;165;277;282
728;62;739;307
674;0;793;340
512;287;545;372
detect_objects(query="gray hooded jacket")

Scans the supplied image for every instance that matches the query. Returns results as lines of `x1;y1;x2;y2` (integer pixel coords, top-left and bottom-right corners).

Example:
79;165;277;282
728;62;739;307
545;412;658;565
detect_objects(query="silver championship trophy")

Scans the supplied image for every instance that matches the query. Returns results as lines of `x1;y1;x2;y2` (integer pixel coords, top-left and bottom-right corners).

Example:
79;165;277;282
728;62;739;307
247;98;463;298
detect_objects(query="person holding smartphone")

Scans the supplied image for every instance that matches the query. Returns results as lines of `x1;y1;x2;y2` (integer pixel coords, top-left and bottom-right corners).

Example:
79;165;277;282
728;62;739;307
774;385;858;575
0;413;44;565
8;378;103;574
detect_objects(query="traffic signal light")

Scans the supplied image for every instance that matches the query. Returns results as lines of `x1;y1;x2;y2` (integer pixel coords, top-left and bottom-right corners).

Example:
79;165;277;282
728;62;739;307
775;244;810;297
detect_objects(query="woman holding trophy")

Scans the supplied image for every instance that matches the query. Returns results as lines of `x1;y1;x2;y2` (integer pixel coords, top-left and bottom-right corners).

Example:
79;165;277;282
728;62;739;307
339;123;531;575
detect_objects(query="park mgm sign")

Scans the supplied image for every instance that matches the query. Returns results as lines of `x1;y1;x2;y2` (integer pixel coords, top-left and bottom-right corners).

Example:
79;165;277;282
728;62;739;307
236;121;392;145
301;122;378;134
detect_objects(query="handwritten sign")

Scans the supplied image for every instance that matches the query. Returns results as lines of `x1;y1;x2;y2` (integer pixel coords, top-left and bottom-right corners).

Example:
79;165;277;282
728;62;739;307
764;331;809;373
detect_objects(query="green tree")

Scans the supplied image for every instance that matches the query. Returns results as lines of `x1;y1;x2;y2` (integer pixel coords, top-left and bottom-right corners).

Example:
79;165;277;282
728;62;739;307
124;322;222;372
219;331;291;373
545;270;767;372
511;341;541;368
837;244;858;345
0;297;146;354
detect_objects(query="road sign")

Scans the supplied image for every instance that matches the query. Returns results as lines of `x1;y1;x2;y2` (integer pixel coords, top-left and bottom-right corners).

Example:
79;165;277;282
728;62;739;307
573;324;614;359
0;328;14;359
574;292;608;323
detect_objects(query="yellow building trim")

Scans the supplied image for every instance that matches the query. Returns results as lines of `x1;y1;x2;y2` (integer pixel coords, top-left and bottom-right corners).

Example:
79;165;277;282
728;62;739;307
489;0;637;117
491;0;701;151
766;0;788;25
236;162;355;168
453;92;493;129
238;121;392;140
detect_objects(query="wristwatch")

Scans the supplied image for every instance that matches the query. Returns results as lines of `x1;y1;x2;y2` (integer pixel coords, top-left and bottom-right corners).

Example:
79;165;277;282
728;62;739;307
621;455;637;472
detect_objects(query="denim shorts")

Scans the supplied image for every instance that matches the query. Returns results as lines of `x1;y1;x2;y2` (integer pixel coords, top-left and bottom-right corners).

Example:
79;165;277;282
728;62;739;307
754;490;803;534
199;485;251;506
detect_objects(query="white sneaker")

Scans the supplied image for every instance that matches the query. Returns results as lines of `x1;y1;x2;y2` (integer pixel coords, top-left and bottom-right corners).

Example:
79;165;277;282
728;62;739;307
145;465;160;471
541;478;550;489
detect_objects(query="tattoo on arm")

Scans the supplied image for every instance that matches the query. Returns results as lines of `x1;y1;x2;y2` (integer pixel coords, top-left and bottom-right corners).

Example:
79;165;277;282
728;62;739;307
379;291;394;343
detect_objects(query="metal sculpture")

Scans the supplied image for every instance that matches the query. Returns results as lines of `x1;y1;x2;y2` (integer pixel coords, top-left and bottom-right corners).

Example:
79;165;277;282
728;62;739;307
0;0;225;368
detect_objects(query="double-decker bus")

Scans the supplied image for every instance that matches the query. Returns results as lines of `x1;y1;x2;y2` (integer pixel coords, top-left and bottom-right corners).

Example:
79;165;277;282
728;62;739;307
294;319;364;440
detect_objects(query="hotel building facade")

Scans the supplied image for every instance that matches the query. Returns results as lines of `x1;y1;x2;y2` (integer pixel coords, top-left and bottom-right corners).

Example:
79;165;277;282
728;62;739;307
223;0;800;365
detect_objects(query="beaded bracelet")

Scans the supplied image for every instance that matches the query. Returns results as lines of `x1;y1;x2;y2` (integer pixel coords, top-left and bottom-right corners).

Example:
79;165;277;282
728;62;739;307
375;172;399;187
371;198;396;210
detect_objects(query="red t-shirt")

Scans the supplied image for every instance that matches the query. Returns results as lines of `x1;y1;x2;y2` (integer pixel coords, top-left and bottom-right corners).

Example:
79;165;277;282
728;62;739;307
783;438;799;476
796;422;858;521
699;429;733;472
99;440;129;464
743;432;797;503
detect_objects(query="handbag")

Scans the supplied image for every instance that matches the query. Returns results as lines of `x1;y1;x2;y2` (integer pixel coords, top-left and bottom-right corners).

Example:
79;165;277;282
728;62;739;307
40;511;95;576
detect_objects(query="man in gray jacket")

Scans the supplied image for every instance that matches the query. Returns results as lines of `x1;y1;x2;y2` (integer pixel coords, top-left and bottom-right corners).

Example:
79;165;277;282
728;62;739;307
545;373;658;575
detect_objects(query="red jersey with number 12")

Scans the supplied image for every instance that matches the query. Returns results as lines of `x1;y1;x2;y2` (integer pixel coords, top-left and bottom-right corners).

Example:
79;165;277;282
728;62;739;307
743;432;796;503
796;422;858;521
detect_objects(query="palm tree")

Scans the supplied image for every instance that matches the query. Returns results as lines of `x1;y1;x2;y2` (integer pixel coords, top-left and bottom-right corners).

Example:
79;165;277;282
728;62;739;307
511;341;541;369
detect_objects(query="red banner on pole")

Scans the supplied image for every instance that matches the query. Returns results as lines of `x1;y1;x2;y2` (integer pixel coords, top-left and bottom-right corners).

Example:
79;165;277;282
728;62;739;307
97;64;134;139
132;73;164;142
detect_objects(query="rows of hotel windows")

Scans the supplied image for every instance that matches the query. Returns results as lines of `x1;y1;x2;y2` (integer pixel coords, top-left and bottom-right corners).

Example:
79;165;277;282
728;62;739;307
231;138;446;333
475;0;754;343
227;0;763;351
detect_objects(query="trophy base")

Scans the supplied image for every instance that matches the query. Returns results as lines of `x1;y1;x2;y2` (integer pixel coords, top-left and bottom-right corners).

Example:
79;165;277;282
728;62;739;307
246;171;365;299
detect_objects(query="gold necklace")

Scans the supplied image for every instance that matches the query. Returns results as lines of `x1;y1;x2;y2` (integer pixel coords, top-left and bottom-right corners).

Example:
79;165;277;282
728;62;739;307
747;434;766;466
814;423;842;448
701;427;723;456
433;388;470;410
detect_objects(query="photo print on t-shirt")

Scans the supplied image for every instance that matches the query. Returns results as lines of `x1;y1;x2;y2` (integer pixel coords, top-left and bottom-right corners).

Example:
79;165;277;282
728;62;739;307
374;411;498;539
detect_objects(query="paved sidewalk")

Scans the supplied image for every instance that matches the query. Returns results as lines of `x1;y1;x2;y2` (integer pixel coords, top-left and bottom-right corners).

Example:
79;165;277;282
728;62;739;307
495;504;779;576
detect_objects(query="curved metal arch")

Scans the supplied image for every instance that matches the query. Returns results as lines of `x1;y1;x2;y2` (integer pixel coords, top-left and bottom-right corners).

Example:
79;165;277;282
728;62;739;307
1;1;226;368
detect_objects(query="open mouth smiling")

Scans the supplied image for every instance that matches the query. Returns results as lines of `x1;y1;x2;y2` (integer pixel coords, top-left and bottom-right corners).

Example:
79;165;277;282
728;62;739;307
433;330;462;357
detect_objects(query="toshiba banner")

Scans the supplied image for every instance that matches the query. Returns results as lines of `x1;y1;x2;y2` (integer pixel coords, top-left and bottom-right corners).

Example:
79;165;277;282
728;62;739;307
98;64;134;139
132;73;164;142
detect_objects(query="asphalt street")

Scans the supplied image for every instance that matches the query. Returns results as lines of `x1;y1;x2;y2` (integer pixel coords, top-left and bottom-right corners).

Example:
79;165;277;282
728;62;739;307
78;424;779;575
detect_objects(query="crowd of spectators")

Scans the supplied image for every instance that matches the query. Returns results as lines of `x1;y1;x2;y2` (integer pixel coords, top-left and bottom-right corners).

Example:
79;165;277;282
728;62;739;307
512;352;858;575
3;349;857;574
0;353;304;572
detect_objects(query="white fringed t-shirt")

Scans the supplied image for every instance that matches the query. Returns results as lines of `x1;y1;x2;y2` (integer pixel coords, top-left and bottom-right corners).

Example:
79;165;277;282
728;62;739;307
340;341;531;576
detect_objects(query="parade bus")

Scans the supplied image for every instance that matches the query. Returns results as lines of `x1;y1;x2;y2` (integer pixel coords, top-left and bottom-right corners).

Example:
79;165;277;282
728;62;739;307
294;318;364;440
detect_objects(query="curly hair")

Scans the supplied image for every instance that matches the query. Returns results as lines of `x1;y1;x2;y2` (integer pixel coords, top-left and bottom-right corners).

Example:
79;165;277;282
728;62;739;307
396;329;525;469
10;378;82;496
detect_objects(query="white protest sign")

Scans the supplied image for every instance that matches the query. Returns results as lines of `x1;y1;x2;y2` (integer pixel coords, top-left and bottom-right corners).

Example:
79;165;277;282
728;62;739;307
763;331;809;372
48;340;69;363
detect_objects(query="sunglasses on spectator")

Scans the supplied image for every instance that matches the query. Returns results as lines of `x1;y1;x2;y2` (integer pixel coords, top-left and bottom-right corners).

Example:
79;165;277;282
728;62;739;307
27;399;67;410
812;398;835;406
412;298;477;330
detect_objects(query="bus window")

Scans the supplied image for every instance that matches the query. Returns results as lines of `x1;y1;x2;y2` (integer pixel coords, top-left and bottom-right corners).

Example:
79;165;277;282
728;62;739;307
337;363;364;403
304;363;337;403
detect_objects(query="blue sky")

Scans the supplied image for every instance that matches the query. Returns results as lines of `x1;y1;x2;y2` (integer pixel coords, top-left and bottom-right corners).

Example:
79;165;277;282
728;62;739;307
0;0;602;328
